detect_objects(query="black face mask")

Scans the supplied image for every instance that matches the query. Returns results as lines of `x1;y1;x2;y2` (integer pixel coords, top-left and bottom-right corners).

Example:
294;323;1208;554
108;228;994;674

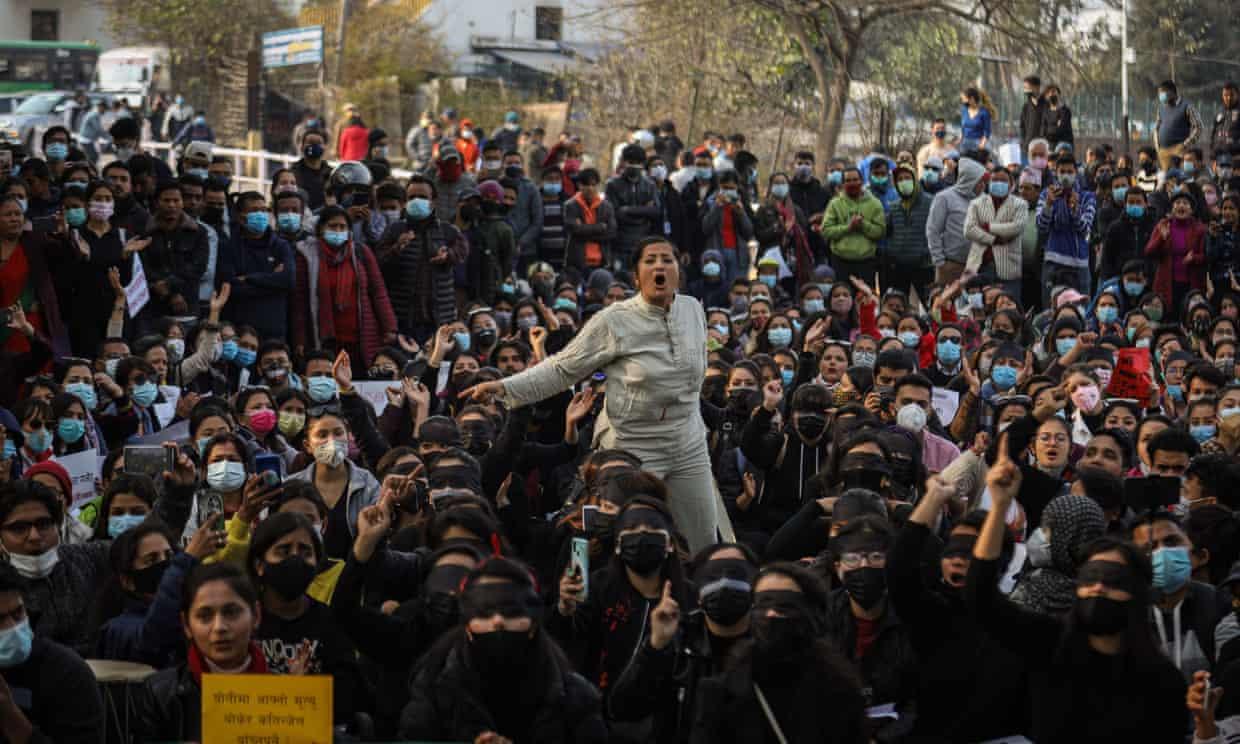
368;366;397;380
130;560;169;595
625;166;643;181
262;556;317;600
842;566;886;609
208;174;232;190
701;376;726;407
504;165;524;180
481;201;507;217
470;628;533;671
422;590;460;632
586;510;617;540
203;205;225;224
473;328;497;348
727;387;756;413
461;204;481;222
1074;596;1129;635
888;457;915;487
618;532;668;575
460;421;495;456
796;412;827;441
701;584;752;626
1193;318;1211;336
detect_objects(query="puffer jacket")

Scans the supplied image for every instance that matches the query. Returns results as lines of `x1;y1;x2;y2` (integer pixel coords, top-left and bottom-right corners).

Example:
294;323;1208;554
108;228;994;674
885;186;934;267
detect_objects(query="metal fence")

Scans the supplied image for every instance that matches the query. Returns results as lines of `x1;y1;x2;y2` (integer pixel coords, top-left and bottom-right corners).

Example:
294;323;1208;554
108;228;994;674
141;141;413;193
987;89;1223;145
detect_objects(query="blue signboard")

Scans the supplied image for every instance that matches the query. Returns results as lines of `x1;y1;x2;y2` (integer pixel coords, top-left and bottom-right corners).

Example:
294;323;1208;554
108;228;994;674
262;26;324;69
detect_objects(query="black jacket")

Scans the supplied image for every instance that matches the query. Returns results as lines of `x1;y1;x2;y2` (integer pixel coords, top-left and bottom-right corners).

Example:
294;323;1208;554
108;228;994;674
399;634;607;744
292;158;332;210
141;212;210;318
1101;213;1156;282
1042;105;1074;149
133;664;201;743
740;407;829;535
215;227;294;340
788;177;830;218
690;648;867;744
1;638;102;744
605;173;661;258
1021;97;1047;146
888;521;1027;742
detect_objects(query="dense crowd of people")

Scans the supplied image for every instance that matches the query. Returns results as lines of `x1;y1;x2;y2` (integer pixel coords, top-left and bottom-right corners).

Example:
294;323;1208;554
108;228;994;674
0;73;1239;743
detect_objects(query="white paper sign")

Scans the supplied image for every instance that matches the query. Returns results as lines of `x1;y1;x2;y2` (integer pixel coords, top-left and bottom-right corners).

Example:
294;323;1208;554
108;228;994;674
352;381;394;417
124;253;149;317
131;419;189;446
999;141;1023;168
931;387;960;426
56;448;100;506
153;385;181;428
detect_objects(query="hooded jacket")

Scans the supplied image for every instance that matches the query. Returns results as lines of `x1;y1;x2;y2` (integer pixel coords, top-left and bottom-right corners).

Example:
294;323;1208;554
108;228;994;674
739;407;829;535
964;189;1030;280
926;158;984;266
821;187;886;261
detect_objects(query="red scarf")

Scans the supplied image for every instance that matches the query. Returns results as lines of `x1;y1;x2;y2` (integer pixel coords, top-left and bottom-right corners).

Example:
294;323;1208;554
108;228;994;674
572;192;604;267
187;642;269;683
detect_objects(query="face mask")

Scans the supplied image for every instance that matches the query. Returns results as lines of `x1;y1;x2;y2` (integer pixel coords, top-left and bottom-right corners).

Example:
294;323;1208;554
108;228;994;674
542;182;562;196
896;403;928;433
470;628;533;672
57;417;86;444
794;164;813;181
103;357;120;379
303;143;324;159
896;180;915;197
453;331;472;352
405;197;432;220
8;548;59;580
243;211;269;234
277;213;301;233
235;348;256;367
770;183;789;199
696;166;713;181
248;408;277;435
852;350;876;368
24;428;51;454
618;532;667;575
1027;527;1053;568
89;201;114;221
262;556;316;600
923;170;940;185
166;338;185;362
1055;337;1077;356
202;205;224;224
992;364;1018;390
277;411;306;438
108;513;147;539
700;579;753;626
828;171;843;185
766;327;794;352
780;368;795;387
314;439;347;468
989;181;1010;198
870;175;889;189
843;566;886;609
1030;155;1049;171
65;206;87;227
1120;282;1145;301
206;460;247;492
1070;384;1100;412
720;189;739;203
796;412;826;440
495;311;513;331
44;142;68;161
517;315;539;331
1112;186;1129;203
1058;173;1075;188
936;339;961;365
13;199;26;215
319;227;351;247
1191;424;1217;444
307;376;339;404
65;382;97;411
803;298;824;314
702;262;721;279
1095;368;1113;388
1074;595;1129;635
0;619;33;667
899;330;920;349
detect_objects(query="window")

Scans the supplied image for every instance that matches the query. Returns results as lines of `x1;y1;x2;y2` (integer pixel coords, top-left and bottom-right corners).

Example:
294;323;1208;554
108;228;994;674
30;10;59;41
535;6;562;41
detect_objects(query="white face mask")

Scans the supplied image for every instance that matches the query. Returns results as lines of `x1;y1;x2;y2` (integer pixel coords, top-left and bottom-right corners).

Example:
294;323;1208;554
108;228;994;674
896;403;928;433
314;440;347;468
166;338;185;361
8;547;59;580
206;460;247;492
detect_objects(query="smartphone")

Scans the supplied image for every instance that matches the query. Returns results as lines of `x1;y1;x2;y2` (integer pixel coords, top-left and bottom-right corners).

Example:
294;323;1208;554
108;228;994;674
123;446;174;479
570;537;590;602
254;453;283;481
0;150;11;174
0;309;12;327
1123;476;1180;512
582;504;599;532
213;514;226;531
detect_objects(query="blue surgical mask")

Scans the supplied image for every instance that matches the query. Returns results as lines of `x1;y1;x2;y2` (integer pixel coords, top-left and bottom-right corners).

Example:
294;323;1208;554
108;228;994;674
923;170;940;185
65;382;97;411
1190;424;1217;444
0;619;33;667
1166;383;1183;401
768;327;792;348
44;142;68;161
307;376;339;403
702;262;721;278
220;339;239;361
554;297;578;312
196;436;212;458
405;197;432;220
453;332;472;352
899;330;920;349
244;211;269;234
711;324;729;337
696;166;713;181
24;428;51;454
828;171;843;185
780;368;795;387
206;461;247;492
323;230;349;247
276;212;301;233
1123;280;1145;297
1126;204;1145;219
1112;186;1129;203
720;189;739;202
235;348;256;367
542;182;561;196
988;181;1009;198
770;183;789;199
1055;337;1077;356
131;382;158;408
0;441;14;460
65;207;87;227
57;418;85;444
1096;305;1118;324
992;364;1018;390
870;175;889;188
108;513;147;539
1159;91;1170;104
188;168;209;181
1151;545;1191;593
759;275;777;288
803;298;824;314
936;339;961;365
852;350;876;368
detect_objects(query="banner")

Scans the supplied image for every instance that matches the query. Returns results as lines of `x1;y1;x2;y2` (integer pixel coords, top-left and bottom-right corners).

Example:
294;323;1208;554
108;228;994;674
124;253;148;317
931;387;960;427
262;26;324;68
202;673;332;744
352;381;395;417
1105;347;1152;406
55;448;100;506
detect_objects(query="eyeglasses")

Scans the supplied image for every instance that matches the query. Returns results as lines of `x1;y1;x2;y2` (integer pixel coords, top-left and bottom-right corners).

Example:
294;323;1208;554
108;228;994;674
2;517;56;536
1036;433;1069;444
308;403;342;418
839;551;887;570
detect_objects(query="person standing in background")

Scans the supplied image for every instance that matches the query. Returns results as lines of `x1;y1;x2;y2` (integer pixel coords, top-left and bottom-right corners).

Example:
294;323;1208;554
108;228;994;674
1155;80;1203;172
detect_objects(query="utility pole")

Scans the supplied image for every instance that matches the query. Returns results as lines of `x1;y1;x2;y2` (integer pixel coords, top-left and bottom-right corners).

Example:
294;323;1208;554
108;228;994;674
333;0;351;86
1121;0;1130;153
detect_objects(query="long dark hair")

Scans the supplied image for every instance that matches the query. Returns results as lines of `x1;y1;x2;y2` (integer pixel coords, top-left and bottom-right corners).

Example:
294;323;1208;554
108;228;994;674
1058;537;1162;667
607;495;691;606
93;519;177;630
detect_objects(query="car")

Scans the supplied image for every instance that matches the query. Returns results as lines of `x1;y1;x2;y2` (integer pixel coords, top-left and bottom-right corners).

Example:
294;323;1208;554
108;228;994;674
0;90;111;155
0;93;31;116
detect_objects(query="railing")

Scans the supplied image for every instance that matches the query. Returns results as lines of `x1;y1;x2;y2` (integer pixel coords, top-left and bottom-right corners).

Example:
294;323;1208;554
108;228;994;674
141;140;413;193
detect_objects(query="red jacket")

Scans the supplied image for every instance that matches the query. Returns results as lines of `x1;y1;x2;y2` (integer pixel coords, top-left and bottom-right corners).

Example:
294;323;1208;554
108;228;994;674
1143;217;1206;309
337;124;370;161
292;238;397;364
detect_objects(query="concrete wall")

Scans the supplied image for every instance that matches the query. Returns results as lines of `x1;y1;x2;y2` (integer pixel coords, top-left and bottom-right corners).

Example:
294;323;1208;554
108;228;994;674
0;0;117;47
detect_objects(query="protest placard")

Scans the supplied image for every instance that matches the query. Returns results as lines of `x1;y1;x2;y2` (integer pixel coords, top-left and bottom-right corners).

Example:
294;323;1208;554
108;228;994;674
202;673;332;744
352;381;394;417
931;387;960;427
1105;347;1152;406
124;253;149;317
55;448;99;506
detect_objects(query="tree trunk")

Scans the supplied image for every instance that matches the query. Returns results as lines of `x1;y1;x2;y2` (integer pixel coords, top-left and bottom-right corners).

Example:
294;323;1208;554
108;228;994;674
819;60;851;159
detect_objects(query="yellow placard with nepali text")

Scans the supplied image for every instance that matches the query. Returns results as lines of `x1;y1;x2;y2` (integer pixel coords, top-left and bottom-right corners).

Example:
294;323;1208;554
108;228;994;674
202;673;333;744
